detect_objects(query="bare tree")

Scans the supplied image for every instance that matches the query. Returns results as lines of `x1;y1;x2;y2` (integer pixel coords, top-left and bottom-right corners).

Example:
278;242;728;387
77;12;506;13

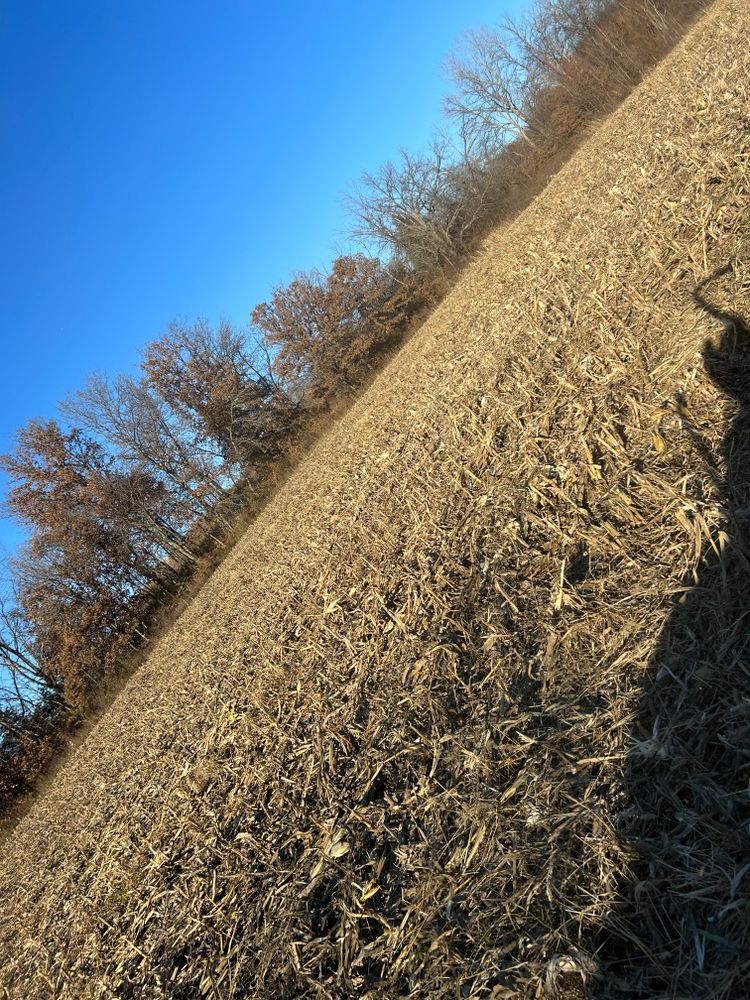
520;0;612;67
445;1;619;153
446;27;541;152
348;138;493;274
62;373;229;523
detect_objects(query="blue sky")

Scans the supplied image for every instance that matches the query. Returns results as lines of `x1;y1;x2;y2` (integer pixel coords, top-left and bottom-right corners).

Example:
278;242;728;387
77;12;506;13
0;0;523;559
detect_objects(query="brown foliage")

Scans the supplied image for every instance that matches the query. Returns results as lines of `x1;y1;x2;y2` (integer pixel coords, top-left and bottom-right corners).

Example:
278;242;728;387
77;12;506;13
252;255;418;407
1;420;185;713
142;319;296;469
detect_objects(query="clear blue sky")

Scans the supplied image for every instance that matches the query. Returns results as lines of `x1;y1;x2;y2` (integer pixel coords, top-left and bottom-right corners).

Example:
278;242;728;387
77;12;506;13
0;0;523;559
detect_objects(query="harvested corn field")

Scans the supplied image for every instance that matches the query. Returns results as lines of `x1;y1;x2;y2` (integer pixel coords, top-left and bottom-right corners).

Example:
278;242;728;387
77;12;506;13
1;1;749;996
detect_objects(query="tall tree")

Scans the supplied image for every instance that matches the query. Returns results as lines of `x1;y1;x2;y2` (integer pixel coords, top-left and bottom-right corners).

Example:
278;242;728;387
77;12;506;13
62;373;230;523
252;255;413;406
1;418;186;588
348;139;492;274
142;319;295;471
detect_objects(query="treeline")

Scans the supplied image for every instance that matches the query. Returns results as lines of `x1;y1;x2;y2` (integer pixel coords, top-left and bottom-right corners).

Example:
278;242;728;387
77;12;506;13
348;0;707;274
0;0;707;812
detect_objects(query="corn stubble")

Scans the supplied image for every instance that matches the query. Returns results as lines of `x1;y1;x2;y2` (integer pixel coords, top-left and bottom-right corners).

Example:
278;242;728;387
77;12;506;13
1;1;749;996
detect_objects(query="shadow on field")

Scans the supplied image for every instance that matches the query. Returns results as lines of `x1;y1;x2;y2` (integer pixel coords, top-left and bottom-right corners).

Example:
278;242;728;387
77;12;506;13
597;262;750;997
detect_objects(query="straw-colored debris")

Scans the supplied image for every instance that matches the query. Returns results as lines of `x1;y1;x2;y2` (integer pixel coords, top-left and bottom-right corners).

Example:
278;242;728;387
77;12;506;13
1;1;749;997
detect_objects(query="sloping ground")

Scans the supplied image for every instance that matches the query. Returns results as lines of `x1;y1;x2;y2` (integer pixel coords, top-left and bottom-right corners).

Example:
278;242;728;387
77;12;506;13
2;2;749;996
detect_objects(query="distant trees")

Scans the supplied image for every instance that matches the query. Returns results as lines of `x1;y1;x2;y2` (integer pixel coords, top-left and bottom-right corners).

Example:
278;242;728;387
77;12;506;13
444;0;693;156
346;141;494;274
252;255;416;405
446;25;544;151
142;319;294;471
347;0;619;270
350;0;706;274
